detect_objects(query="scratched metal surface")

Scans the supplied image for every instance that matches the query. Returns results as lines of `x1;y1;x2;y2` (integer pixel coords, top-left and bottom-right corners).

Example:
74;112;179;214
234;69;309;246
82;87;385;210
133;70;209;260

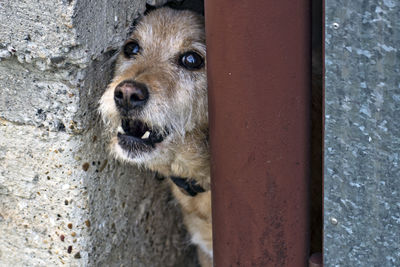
324;0;400;266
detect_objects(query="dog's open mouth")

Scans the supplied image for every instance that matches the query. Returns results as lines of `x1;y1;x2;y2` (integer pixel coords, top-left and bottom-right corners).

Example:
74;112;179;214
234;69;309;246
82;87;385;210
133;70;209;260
117;119;166;153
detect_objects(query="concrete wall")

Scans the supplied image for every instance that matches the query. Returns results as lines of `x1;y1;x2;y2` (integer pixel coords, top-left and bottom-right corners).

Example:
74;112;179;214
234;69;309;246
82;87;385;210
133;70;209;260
0;0;196;266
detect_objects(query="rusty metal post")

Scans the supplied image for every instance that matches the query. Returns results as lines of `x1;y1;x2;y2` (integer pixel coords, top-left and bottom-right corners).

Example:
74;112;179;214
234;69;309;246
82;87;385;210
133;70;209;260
205;0;311;266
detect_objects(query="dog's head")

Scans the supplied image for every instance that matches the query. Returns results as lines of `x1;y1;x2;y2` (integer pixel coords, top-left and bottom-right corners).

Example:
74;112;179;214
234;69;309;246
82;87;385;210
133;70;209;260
99;7;207;166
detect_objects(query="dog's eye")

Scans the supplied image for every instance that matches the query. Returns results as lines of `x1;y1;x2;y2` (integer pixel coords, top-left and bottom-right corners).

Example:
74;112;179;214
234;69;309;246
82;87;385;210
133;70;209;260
123;41;140;58
179;51;204;70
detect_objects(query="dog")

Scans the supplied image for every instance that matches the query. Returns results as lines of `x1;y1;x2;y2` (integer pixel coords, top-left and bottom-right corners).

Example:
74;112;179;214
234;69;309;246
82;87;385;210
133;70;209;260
99;7;212;266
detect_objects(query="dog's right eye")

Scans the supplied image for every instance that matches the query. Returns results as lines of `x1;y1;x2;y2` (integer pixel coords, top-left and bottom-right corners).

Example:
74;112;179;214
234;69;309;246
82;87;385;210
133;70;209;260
179;51;204;70
123;41;141;58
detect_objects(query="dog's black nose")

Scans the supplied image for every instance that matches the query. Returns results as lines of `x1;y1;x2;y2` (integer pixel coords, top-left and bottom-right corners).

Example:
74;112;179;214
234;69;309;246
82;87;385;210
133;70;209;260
114;80;149;111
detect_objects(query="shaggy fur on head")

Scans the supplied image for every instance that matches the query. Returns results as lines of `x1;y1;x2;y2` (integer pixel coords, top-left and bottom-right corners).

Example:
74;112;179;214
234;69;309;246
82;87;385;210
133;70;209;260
99;7;212;267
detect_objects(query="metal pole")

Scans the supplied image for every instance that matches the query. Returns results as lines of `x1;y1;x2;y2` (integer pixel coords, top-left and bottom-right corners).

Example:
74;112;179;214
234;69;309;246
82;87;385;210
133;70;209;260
205;0;311;265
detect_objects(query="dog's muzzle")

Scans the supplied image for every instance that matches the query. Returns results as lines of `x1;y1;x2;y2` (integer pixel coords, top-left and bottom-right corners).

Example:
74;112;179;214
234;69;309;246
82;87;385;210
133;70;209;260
113;80;169;155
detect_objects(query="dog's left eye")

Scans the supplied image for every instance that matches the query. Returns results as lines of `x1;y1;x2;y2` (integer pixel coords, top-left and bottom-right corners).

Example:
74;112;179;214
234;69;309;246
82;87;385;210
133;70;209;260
123;41;141;58
179;51;204;70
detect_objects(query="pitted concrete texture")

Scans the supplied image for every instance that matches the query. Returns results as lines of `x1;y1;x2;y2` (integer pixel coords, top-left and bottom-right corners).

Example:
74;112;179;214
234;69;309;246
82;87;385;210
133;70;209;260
0;120;89;265
0;0;197;266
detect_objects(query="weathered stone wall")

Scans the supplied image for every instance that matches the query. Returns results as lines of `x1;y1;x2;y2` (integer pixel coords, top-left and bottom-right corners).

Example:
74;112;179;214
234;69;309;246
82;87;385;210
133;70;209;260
0;0;196;266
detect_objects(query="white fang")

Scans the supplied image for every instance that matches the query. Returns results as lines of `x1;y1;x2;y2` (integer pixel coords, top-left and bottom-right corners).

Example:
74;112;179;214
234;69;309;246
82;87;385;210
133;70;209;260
141;131;151;139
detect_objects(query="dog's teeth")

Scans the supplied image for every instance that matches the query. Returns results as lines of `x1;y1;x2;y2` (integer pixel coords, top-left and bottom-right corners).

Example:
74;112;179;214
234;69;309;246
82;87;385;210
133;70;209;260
117;126;125;134
141;131;151;139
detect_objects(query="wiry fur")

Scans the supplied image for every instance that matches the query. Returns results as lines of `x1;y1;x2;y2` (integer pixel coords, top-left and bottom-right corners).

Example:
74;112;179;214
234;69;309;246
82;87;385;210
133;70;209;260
99;8;212;266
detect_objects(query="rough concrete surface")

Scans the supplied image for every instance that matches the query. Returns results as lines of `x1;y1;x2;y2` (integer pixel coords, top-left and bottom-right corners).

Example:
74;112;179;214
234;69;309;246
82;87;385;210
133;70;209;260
0;0;197;266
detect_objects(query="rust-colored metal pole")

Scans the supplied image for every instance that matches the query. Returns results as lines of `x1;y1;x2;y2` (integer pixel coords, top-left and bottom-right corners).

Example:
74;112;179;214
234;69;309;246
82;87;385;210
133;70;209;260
205;0;311;266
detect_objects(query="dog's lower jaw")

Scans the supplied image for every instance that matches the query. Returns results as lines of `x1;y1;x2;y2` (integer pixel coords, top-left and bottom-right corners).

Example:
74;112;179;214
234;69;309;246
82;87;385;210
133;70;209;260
110;134;174;167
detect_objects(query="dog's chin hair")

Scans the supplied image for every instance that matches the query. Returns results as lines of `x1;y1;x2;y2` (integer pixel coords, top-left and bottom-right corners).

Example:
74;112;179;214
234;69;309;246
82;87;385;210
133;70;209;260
109;137;171;168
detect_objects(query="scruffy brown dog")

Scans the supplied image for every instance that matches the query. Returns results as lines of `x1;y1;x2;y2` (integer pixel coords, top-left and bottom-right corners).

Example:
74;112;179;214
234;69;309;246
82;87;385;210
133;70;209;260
99;7;212;266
